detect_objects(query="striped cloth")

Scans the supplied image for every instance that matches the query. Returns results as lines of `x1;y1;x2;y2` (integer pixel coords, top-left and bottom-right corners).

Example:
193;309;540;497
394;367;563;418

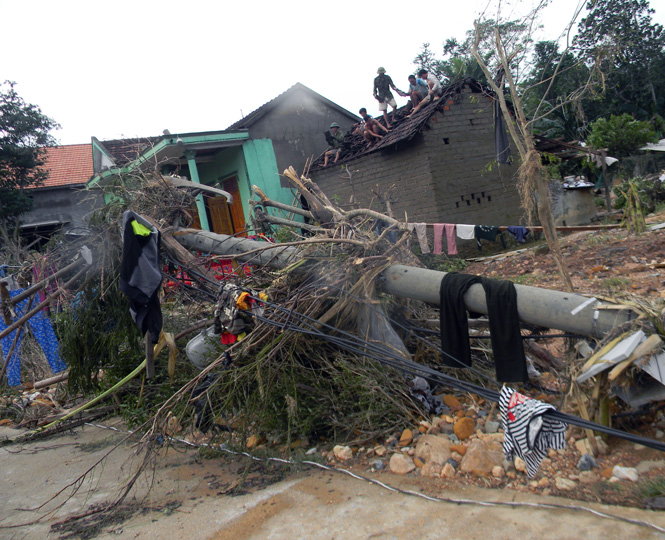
499;386;567;477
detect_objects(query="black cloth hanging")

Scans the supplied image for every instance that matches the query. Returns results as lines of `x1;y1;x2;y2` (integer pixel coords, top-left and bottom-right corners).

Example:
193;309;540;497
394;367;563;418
119;210;163;344
439;272;528;382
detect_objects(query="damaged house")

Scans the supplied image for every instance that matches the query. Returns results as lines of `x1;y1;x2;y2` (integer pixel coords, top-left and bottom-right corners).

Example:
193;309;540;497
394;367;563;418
87;130;294;236
310;79;524;226
228;82;359;186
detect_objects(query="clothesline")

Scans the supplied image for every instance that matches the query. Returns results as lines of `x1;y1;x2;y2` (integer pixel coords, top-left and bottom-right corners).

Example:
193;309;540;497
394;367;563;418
420;223;622;232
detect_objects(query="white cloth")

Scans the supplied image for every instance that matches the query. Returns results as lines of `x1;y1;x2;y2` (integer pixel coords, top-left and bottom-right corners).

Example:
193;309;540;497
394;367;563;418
499;386;567;478
456;224;475;240
407;223;430;254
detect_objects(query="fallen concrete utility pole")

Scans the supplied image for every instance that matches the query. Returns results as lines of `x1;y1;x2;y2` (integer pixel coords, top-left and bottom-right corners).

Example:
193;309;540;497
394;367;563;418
175;230;636;340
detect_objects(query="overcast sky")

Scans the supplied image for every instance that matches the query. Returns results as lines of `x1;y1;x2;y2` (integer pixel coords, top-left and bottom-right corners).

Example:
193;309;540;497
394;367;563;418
2;0;664;146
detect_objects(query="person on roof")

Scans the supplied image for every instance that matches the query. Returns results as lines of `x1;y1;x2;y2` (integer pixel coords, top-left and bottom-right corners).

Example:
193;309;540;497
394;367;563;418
407;69;443;117
373;67;404;128
358;108;388;144
406;74;428;109
323;122;345;166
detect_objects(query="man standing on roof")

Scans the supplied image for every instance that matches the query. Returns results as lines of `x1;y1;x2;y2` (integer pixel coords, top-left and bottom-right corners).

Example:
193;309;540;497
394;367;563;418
323;122;345;167
373;67;403;128
407;69;442;117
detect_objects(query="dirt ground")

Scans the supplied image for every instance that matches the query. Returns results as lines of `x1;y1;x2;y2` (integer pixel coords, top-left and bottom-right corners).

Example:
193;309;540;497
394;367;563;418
2;422;665;540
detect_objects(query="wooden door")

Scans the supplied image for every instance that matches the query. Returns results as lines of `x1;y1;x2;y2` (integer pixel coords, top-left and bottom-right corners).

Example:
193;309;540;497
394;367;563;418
221;176;246;237
207;196;235;235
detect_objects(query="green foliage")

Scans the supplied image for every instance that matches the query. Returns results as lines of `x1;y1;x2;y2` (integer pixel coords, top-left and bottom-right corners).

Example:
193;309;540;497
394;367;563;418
574;0;665;120
0;81;59;224
612;176;665;213
587;114;657;158
54;278;144;393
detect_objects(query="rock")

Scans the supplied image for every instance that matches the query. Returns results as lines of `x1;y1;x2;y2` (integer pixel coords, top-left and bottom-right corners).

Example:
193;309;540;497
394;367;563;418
451;451;463;462
555;477;576;491
596;438;609;455
455;410;466;418
399;428;413;447
636;460;665;474
450;444;467;456
574;438;595;456
656;430;664;439
414;457;425;468
446;458;458;468
333;445;353;461
247;434;266;449
422;462;442;477
577;453;598;471
478;409;488;417
484;420;500;434
540;458;552;468
454;417;476;440
431;417;445;429
389;453;416;474
578;471;597;484
443;415;455;424
600;467;614;479
371;460;385;471
374;445;387;457
612;465;639;482
537;477;549;487
305;447;318;456
443;395;462;410
460;438;504;476
441;462;456;478
514;457;527;473
506;471;517;479
548;448;557;459
492;466;505;478
448;434;460;445
414;434;451;465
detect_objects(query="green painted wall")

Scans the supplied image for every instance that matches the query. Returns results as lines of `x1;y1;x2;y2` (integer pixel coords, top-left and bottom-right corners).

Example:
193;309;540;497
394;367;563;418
198;138;295;228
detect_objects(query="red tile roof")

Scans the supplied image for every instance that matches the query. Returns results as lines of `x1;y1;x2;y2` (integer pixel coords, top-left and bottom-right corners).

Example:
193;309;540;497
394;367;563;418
39;144;93;188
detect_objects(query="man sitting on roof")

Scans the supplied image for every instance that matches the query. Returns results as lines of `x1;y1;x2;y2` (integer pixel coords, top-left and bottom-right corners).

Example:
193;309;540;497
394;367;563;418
358;108;388;144
407;69;442;117
323;122;345;167
406;74;428;109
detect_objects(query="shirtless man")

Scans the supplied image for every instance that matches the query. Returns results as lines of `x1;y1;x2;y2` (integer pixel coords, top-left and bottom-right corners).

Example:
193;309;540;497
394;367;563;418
358;108;388;143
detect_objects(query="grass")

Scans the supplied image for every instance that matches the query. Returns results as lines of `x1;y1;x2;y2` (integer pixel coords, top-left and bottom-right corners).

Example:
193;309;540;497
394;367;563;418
638;477;665;499
600;276;631;292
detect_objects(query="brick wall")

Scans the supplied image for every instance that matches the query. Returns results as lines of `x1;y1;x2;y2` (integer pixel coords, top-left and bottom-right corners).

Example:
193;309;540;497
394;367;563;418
312;86;525;226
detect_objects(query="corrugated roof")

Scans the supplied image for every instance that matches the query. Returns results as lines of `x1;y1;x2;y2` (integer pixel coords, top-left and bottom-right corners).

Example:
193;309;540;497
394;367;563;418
228;82;359;130
39;144;94;187
310;79;484;171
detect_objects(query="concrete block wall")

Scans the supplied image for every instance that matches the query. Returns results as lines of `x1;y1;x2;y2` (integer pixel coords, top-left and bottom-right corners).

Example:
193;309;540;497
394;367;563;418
312;85;525;226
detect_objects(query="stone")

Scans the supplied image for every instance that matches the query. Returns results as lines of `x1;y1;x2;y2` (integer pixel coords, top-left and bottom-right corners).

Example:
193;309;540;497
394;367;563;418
443;394;462;410
555;477;576;491
574;438;595;456
450;444;467;456
644;497;665;510
484;420;500;434
578;471;597;484
414;434;451;465
635;460;665;474
399;428;413;447
389;453;416;474
612;465;639;482
460;438;504;476
537;477;549;487
371;460;385;471
247;434;265;449
600;467;614;479
454;417;476;440
305;447;318;456
443;415;455;424
506;471;517;479
455;410;466;418
422;462;443;477
492;466;505;478
333;445;353;461
451;451;463;462
577;453;598;471
441;462;456;478
414;457;425;468
446;458;458;469
656;430;664;439
374;445;387;457
514;457;527;473
448;434;460;445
